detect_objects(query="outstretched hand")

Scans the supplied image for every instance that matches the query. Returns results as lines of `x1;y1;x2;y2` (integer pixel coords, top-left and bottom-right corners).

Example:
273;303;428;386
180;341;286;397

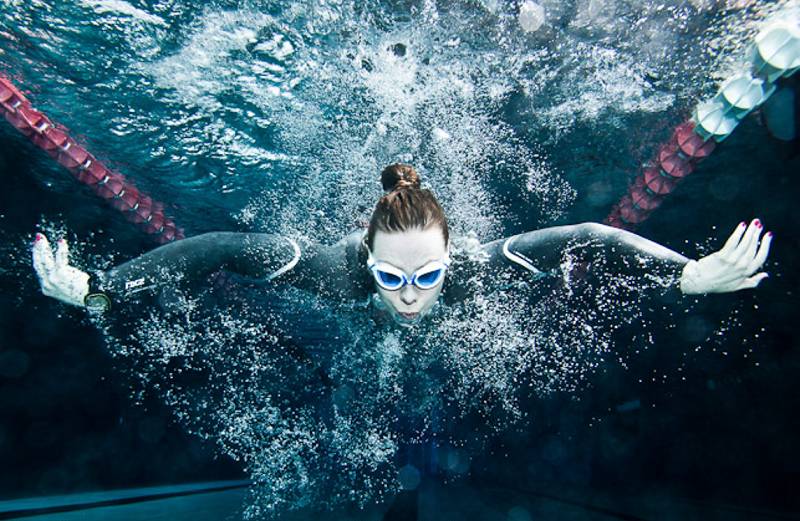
32;233;90;307
680;219;772;295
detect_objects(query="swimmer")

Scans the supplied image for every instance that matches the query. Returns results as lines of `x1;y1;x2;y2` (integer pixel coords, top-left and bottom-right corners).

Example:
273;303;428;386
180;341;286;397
32;164;772;325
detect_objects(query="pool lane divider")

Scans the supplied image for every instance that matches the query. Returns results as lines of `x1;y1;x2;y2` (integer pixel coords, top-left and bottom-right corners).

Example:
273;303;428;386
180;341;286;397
606;11;800;230
0;480;251;519
0;74;184;244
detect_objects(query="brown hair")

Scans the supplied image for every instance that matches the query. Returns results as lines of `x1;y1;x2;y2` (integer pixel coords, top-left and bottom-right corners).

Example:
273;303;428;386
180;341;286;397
366;164;449;249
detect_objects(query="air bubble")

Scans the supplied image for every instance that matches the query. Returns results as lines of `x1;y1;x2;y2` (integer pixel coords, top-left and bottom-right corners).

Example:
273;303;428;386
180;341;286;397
518;1;545;33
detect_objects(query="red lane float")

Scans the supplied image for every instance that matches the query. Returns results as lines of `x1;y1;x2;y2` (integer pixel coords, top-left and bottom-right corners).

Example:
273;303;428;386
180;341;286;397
606;13;800;230
0;75;184;244
605;121;716;230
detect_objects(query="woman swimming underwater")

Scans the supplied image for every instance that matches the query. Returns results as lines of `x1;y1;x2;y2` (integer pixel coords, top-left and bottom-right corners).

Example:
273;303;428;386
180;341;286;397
32;163;771;326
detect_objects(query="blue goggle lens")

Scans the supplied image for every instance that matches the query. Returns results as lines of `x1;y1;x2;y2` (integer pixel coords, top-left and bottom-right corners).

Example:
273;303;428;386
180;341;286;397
377;270;404;289
414;269;444;288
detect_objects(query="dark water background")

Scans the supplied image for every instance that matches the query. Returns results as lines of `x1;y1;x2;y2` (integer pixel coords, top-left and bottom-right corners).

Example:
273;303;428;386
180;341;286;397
2;96;799;515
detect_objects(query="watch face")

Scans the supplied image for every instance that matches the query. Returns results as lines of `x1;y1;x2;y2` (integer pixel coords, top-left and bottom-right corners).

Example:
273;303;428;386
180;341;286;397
85;293;110;314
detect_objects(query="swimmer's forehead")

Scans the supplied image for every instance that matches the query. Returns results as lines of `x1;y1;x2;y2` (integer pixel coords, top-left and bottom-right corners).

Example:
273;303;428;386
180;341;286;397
371;228;448;273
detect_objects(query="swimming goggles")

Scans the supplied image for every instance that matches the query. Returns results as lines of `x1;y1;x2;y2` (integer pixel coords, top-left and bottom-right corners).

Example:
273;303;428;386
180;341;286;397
366;251;451;291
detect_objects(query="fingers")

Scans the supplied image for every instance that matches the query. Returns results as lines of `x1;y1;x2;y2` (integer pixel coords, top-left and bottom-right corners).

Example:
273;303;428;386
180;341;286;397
738;272;769;290
720;221;747;257
32;233;56;279
55;239;69;267
748;230;773;274
730;219;761;264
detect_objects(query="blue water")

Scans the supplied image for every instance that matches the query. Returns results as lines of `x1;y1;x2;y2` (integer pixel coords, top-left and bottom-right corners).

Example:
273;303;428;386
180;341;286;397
1;1;799;519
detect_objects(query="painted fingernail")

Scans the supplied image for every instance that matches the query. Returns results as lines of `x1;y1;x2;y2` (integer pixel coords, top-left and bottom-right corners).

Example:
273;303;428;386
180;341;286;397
34;233;43;243
740;221;746;227
754;219;761;228
766;231;773;237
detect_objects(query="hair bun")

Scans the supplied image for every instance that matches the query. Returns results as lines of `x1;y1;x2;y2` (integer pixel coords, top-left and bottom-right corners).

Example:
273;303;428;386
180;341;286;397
381;163;421;192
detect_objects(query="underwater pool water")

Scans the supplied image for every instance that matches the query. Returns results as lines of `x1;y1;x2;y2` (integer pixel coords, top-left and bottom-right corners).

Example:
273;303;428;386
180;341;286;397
1;0;799;519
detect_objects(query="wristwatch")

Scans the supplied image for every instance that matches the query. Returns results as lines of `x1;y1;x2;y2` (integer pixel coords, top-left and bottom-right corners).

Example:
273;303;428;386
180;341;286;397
83;274;111;313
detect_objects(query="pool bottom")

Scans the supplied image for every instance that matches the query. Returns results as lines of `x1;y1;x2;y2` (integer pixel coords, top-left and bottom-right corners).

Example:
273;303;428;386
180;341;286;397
0;481;250;520
2;479;796;521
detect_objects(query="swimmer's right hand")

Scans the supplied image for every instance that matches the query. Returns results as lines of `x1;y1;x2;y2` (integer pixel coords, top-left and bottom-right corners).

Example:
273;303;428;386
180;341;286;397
32;233;90;308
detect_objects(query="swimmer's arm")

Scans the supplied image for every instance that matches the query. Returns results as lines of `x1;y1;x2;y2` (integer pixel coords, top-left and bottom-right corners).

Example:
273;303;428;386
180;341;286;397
479;223;688;280
32;231;302;310
446;223;684;303
94;232;301;302
480;221;772;294
33;230;369;310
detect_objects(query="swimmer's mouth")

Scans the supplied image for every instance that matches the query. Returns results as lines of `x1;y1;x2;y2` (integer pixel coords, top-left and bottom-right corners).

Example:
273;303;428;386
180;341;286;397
398;312;420;321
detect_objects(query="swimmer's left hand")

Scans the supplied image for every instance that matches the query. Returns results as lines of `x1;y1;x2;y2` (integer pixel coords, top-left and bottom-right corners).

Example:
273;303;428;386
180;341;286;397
680;219;772;295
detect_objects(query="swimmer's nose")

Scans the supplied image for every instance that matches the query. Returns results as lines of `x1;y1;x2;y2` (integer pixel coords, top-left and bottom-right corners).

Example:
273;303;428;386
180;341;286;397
399;286;417;306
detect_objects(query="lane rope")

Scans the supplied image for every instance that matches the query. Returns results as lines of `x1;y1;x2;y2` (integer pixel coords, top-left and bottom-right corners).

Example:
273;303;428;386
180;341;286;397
605;12;799;230
0;74;184;244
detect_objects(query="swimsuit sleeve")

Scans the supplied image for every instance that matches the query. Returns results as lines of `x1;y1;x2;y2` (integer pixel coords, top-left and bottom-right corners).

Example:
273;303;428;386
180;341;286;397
494;222;687;270
285;229;373;302
446;223;690;301
93;232;304;306
93;230;374;308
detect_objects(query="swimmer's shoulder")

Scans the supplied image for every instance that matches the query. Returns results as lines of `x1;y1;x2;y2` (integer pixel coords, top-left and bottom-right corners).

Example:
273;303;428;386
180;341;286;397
342;228;368;247
342;228;368;265
342;228;371;297
337;228;367;256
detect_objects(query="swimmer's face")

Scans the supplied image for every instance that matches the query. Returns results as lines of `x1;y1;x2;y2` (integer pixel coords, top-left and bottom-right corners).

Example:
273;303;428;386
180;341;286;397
370;227;449;325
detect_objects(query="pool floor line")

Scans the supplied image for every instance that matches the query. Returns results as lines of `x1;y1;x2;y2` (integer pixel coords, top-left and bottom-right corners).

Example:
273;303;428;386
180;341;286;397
481;484;648;521
488;482;800;521
674;497;800;521
0;480;251;520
